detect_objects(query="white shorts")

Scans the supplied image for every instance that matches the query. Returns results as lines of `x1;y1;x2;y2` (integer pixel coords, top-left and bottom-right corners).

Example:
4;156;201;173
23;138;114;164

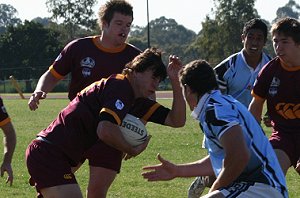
219;182;284;198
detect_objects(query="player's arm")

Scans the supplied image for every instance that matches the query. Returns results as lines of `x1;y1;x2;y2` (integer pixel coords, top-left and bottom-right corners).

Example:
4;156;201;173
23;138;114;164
142;154;214;181
0;122;16;186
248;96;265;124
96;113;150;158
28;70;61;111
209;125;250;192
164;55;186;127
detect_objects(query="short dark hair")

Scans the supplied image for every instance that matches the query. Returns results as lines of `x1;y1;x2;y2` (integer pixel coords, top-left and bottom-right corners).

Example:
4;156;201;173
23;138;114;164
271;17;300;44
123;48;167;82
180;60;218;96
243;18;268;41
98;0;133;28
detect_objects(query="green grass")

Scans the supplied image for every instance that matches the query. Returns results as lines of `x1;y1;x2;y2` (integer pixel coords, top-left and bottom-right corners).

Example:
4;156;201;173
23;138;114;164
0;98;298;197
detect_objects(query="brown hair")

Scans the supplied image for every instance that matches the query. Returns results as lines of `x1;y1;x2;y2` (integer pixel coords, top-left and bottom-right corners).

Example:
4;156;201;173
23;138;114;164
98;0;133;29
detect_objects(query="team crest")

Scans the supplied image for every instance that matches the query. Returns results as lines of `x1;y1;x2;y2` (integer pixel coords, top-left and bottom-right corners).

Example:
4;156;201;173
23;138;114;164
269;77;280;97
80;57;95;77
115;99;124;110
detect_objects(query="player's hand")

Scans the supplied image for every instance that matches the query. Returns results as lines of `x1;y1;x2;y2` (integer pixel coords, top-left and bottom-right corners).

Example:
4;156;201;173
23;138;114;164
142;153;177;181
124;135;151;160
167;55;182;81
28;91;47;111
262;114;272;127
1;163;13;186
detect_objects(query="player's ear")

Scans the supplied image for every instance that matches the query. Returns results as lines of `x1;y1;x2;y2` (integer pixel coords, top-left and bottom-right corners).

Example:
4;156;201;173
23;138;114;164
241;34;246;43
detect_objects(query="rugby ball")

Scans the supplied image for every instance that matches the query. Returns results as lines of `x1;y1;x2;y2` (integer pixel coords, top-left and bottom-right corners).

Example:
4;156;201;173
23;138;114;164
120;114;148;146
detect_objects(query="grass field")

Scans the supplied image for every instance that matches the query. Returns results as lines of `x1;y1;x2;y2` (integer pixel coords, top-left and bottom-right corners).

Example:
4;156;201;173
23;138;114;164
0;97;298;197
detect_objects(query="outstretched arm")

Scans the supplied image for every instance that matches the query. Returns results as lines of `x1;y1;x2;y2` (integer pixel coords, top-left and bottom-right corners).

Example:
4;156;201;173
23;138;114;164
164;55;186;127
209;125;250;192
142;154;214;182
1;122;16;186
28;70;61;111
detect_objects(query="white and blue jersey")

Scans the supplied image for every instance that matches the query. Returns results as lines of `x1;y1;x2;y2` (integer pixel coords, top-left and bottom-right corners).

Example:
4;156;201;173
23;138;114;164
191;90;288;198
214;50;271;107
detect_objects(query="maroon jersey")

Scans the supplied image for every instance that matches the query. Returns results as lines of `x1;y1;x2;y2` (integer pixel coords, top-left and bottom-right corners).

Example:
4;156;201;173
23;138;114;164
49;36;141;100
0;96;11;126
252;57;300;133
130;98;170;125
37;74;135;164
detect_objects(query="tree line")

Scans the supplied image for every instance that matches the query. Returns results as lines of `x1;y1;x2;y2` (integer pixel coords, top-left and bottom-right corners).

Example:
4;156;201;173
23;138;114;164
0;0;299;83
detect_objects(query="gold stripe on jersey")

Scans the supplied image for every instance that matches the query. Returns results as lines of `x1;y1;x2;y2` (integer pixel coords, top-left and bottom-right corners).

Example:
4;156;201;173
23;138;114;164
49;65;64;79
280;59;300;71
142;103;161;121
92;36;126;53
100;108;121;125
0;117;11;127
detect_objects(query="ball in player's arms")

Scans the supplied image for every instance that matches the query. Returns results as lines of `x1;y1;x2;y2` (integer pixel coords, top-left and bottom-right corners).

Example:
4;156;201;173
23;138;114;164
120;114;148;146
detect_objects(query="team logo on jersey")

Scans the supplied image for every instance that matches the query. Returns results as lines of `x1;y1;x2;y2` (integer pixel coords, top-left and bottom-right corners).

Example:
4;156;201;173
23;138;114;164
81;57;95;68
54;53;62;62
269;77;280;97
80;57;95;78
276;103;300;119
115;99;124;110
63;173;73;180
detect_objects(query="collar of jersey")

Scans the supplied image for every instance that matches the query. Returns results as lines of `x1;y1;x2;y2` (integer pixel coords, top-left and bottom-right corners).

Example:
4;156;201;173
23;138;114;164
191;90;218;120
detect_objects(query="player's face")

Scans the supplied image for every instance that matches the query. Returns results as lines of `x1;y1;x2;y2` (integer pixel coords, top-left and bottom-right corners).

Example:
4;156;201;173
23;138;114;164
103;12;133;47
133;70;160;98
273;33;300;66
242;29;266;57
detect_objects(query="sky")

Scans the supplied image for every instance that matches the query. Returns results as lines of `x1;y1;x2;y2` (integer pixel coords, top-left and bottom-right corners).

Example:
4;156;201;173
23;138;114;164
1;0;290;33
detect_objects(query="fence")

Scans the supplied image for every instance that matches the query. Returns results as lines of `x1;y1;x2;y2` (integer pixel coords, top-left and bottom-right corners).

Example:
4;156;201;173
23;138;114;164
0;78;71;93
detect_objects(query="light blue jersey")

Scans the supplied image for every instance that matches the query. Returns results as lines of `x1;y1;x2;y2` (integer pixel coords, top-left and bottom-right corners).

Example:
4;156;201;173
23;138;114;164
214;50;271;107
191;90;288;198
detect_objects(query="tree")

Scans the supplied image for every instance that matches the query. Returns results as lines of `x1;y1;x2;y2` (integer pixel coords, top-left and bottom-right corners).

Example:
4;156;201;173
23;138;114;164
0;21;62;81
0;4;21;33
274;0;300;22
46;0;97;40
187;0;259;65
129;17;196;64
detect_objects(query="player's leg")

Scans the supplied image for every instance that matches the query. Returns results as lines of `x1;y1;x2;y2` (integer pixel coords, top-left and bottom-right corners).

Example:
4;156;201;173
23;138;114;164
269;131;294;175
40;184;83;198
274;149;291;175
87;166;117;198
84;140;123;198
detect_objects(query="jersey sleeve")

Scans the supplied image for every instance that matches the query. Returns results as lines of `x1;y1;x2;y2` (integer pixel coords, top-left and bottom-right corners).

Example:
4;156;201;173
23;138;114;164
129;98;170;125
99;77;134;125
49;40;78;79
0;97;11;126
205;103;239;139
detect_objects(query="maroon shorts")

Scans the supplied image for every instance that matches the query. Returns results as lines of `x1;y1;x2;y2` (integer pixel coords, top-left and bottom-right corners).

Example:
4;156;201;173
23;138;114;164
26;139;77;192
82;140;123;173
269;130;300;167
